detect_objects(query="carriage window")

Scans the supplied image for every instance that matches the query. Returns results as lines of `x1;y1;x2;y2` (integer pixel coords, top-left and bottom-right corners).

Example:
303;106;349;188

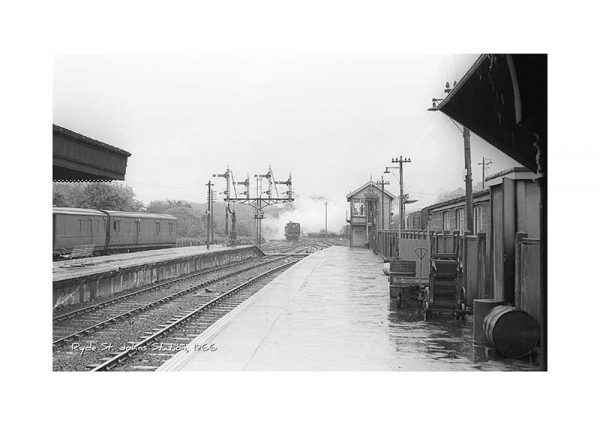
156;222;160;235
80;220;84;232
442;211;451;231
456;208;465;234
113;220;120;232
474;204;483;234
169;222;173;233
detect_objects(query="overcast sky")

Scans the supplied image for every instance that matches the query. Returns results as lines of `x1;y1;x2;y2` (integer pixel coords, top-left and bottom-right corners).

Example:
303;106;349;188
54;53;520;232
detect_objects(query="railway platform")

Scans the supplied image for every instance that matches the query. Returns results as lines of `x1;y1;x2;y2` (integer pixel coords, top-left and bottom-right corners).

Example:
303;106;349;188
53;245;244;282
53;245;262;309
159;246;539;371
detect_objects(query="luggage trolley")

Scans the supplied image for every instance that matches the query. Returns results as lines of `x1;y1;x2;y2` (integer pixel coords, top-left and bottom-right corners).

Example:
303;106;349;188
388;259;419;307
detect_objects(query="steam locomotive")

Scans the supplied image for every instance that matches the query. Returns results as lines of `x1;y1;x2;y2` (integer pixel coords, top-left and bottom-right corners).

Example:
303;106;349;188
284;221;301;241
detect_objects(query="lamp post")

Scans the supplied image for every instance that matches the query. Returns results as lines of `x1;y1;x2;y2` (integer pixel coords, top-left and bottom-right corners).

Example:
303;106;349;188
429;83;474;233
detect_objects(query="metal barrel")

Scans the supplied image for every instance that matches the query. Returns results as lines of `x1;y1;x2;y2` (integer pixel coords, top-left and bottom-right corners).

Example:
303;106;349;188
483;305;539;358
473;299;504;345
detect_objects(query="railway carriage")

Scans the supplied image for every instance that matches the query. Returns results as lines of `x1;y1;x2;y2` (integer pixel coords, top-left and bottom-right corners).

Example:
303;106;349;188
53;208;108;254
53;207;177;256
103;211;177;251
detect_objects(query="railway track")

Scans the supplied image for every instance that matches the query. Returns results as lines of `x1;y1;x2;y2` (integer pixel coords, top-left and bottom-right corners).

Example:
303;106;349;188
91;260;299;371
53;256;284;345
53;257;258;322
53;256;298;371
261;239;331;255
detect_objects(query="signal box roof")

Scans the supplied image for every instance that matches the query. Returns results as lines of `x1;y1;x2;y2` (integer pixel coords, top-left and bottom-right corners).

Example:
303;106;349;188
346;181;395;201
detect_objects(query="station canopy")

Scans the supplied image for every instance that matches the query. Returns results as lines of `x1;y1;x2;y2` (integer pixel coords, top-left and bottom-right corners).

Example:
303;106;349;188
436;54;547;174
53;125;131;182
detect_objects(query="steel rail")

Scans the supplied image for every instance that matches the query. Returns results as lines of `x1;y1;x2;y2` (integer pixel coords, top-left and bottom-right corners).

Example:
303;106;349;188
52;256;287;347
91;260;298;371
53;258;259;322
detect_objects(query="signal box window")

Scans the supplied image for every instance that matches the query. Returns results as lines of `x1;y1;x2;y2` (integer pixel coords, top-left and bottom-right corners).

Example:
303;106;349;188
352;199;365;216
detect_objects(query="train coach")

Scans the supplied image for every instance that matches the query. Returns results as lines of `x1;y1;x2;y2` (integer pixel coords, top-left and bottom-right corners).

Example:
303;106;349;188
53;207;177;256
404;189;490;235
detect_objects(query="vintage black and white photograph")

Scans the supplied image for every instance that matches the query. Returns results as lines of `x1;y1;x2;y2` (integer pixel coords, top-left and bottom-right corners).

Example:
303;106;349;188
51;53;547;372
3;1;598;423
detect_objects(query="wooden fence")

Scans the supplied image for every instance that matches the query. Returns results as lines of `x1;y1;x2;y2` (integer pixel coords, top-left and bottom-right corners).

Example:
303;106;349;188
374;229;493;308
515;234;541;325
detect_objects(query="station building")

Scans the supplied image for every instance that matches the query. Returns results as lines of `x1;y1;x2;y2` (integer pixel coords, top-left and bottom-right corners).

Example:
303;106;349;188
346;180;395;247
430;54;546;367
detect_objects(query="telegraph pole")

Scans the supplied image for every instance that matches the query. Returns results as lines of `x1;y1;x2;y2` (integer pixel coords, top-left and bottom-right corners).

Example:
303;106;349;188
391;156;411;247
206;180;213;249
376;177;390;230
463;128;474;233
429;81;473;233
324;201;328;243
478;157;493;189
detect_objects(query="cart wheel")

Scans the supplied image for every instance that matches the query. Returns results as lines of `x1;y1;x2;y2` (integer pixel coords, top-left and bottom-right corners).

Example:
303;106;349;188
423;286;431;320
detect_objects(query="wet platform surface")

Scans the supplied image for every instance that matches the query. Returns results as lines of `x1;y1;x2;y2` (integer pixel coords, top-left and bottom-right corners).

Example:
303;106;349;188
160;246;539;371
53;245;251;282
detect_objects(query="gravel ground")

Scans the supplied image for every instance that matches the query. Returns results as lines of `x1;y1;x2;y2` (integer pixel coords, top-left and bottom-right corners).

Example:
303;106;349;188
53;257;279;340
113;266;295;371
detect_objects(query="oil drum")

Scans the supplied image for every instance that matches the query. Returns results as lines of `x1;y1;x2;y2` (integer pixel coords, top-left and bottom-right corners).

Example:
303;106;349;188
483;305;539;358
